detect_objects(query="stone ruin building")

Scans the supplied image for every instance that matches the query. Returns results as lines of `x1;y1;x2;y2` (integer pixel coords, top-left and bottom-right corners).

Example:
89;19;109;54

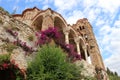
13;7;105;70
0;6;108;79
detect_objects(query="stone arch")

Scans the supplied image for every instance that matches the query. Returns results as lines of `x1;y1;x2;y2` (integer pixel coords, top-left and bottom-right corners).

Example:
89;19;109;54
54;16;67;44
79;37;90;62
31;15;43;31
79;38;86;60
54;16;67;29
69;27;78;52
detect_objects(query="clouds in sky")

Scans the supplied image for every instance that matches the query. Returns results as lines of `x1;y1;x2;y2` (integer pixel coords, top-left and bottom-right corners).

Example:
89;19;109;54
0;0;120;75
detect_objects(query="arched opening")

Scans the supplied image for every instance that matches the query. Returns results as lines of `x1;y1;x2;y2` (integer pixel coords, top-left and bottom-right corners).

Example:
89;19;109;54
80;39;86;60
54;17;66;44
69;29;77;52
79;38;91;63
87;50;92;64
69;32;76;50
32;15;43;31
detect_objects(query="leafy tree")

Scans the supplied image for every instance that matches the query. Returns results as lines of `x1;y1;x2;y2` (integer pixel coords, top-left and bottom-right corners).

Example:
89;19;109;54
27;45;81;80
107;67;120;80
114;72;118;76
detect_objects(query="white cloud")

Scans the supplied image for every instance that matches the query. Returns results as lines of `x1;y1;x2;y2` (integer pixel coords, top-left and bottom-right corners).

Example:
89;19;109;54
25;0;42;3
105;53;120;74
100;25;111;36
98;0;120;14
42;5;49;10
66;10;84;24
95;19;105;26
98;20;120;75
85;8;98;23
114;21;120;28
83;0;97;8
54;0;81;12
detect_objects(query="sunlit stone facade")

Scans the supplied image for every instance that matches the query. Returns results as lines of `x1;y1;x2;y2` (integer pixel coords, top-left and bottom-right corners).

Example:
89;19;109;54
13;7;105;69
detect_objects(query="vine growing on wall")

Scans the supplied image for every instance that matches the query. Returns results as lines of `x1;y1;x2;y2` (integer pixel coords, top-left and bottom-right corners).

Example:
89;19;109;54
5;28;35;54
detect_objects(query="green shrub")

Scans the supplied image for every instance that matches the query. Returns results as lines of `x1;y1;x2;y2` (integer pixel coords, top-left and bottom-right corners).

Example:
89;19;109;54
107;67;120;80
0;54;10;64
27;45;81;80
28;35;34;41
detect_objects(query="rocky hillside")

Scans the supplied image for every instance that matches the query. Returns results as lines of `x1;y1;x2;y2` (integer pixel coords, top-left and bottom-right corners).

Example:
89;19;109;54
0;7;37;70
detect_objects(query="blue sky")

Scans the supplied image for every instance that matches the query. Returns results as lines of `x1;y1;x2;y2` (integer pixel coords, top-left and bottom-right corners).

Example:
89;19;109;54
0;0;120;75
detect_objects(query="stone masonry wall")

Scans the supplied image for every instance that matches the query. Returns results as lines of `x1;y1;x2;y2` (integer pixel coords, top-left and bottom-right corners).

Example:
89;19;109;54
0;9;37;71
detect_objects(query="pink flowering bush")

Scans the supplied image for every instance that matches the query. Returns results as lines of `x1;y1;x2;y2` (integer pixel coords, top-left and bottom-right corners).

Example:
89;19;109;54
6;29;18;37
13;39;34;53
59;43;81;61
0;54;24;80
35;27;81;61
35;27;61;46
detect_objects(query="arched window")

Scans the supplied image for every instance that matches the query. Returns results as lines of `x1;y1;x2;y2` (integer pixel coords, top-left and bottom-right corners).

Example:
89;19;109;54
82;26;85;29
79;26;82;30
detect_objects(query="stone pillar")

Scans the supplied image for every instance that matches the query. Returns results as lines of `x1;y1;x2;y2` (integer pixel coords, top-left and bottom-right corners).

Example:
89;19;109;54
83;46;88;62
64;32;69;44
76;42;81;55
74;37;81;55
63;27;70;44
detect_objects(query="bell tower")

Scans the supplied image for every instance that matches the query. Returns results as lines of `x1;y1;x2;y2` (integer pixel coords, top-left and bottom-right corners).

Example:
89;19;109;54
78;18;105;69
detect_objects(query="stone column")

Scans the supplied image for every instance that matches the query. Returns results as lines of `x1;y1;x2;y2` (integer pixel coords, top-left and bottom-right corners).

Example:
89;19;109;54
74;37;81;55
64;32;69;44
83;46;88;62
63;27;70;44
76;42;81;55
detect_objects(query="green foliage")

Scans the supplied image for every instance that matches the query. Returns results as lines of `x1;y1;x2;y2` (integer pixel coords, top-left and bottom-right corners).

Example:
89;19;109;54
109;75;120;80
107;67;120;80
27;45;81;80
0;54;10;64
114;72;118;76
82;76;96;80
28;35;34;41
